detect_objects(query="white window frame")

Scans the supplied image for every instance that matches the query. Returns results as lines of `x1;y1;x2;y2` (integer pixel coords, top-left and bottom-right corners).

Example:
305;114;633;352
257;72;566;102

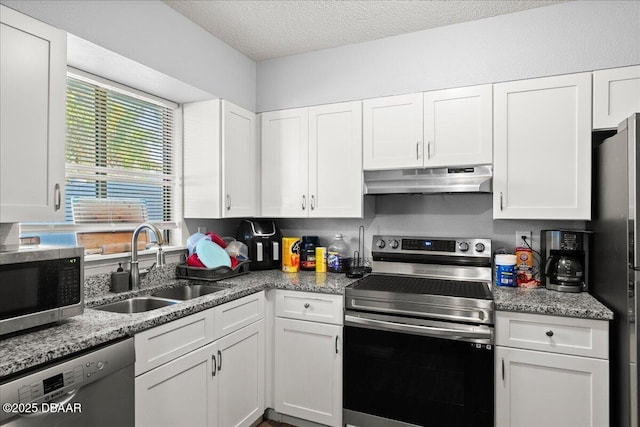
20;67;185;265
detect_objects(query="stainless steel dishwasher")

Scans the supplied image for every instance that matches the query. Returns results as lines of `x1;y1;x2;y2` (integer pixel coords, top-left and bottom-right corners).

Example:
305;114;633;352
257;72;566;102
1;338;134;427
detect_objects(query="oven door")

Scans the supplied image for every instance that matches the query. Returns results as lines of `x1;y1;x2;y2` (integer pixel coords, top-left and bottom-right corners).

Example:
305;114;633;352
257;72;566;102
344;311;494;427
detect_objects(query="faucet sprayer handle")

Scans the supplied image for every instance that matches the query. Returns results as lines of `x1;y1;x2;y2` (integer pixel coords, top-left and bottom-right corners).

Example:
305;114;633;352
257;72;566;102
156;246;165;268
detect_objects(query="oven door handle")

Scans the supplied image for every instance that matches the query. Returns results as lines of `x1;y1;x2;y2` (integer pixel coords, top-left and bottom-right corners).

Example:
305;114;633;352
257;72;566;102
345;314;492;343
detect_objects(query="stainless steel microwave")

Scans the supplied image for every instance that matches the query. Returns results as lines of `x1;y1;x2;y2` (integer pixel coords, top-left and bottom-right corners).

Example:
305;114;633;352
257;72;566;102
0;246;84;336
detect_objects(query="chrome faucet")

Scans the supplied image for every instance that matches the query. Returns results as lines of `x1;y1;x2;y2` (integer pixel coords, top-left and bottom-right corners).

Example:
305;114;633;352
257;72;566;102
130;223;165;290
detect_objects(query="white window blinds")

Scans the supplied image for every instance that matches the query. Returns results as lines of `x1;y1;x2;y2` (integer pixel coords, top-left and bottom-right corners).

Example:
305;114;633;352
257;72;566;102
64;76;175;228
21;74;178;242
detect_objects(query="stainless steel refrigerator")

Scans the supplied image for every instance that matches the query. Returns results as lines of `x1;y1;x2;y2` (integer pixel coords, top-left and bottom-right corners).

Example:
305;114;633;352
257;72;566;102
592;112;639;427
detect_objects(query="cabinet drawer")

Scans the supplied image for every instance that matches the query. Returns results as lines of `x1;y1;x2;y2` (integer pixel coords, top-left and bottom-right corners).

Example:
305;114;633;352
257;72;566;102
214;291;265;339
135;308;214;376
275;290;343;325
496;311;608;359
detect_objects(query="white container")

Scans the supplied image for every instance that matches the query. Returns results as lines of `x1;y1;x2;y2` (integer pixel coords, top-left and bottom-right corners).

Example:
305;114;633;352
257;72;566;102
495;254;517;287
186;232;210;256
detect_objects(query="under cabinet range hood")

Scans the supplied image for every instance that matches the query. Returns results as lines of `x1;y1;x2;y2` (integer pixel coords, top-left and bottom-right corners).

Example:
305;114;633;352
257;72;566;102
363;165;492;195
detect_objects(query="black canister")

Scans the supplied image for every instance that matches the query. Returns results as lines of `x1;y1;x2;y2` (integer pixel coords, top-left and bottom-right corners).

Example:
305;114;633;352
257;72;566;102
300;236;320;271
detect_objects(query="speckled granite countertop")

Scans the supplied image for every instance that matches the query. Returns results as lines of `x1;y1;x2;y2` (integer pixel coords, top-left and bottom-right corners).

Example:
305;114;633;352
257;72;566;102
493;285;613;320
0;265;355;379
1;265;614;379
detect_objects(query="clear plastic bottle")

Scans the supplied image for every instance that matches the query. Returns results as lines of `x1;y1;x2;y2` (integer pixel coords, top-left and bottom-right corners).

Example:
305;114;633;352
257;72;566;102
327;234;352;273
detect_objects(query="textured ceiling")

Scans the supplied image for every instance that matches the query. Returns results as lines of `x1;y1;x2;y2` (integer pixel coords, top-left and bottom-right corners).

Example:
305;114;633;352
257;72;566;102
163;0;568;61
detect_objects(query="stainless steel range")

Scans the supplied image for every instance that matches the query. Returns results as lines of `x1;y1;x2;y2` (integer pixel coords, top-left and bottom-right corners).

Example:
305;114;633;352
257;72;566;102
343;235;494;427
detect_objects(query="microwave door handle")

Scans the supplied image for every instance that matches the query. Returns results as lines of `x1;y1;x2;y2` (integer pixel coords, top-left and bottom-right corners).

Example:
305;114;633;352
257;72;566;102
345;314;492;343
272;241;279;261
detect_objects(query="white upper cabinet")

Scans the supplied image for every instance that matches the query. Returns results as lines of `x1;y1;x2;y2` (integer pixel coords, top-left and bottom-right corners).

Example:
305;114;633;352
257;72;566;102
183;99;258;218
363;86;492;171
0;5;66;223
363;93;423;170
261;102;363;218
593;65;640;130
423;84;493;167
222;102;258;217
493;73;592;220
184;100;222;218
261;108;309;218
308;102;363;217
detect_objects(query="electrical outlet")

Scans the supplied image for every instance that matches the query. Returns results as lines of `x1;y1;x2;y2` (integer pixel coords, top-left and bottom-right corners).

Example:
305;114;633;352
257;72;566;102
515;231;532;247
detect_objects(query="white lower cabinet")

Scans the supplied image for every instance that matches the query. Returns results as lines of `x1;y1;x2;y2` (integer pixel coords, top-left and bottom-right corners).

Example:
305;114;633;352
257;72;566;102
273;291;343;427
135;292;265;427
495;346;608;427
136;342;215;427
215;319;265;427
495;311;609;427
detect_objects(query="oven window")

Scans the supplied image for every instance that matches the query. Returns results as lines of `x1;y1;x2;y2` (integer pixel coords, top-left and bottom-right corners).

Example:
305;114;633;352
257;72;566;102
344;325;493;426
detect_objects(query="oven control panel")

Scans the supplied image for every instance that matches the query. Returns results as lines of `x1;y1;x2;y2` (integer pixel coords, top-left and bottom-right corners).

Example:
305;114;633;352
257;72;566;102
373;235;491;258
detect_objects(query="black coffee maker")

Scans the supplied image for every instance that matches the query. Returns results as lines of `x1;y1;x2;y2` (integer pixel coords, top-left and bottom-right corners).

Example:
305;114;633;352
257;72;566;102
541;229;591;292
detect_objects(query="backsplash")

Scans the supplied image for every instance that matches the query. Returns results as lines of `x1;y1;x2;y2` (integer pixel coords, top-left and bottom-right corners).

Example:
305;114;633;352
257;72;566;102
186;193;586;258
84;263;180;299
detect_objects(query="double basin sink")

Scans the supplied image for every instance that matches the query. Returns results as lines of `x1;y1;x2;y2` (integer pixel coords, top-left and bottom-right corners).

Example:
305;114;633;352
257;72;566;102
95;284;227;314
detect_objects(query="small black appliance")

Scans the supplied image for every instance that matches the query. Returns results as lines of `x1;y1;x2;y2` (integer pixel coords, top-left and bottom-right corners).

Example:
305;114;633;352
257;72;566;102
235;220;282;270
541;229;591;292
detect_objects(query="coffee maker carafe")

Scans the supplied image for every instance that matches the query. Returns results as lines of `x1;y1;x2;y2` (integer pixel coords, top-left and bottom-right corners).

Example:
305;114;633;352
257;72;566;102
541;230;591;292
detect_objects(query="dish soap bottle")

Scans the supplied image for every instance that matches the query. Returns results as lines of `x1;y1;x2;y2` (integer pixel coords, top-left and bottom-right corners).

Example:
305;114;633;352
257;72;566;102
327;234;352;273
110;263;129;292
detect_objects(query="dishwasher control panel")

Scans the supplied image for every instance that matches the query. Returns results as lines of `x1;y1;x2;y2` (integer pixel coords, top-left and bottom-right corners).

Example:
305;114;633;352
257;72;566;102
0;338;134;422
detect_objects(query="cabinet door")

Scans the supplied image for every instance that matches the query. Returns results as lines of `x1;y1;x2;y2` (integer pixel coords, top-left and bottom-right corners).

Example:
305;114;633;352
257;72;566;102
214;320;265;427
593;65;640;130
275;317;342;427
0;5;66;222
493;73;592;220
183;99;222;218
222;101;257;217
135;343;216;427
423;84;492;167
309;101;363;217
363;93;423;170
261;108;309;217
495;346;609;427
134;308;214;376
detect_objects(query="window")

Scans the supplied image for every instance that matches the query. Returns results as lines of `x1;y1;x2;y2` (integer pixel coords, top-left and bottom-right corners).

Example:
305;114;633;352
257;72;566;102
21;72;179;250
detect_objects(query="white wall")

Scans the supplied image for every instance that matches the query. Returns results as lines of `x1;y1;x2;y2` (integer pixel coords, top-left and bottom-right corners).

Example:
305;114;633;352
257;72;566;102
257;0;640;112
0;0;256;110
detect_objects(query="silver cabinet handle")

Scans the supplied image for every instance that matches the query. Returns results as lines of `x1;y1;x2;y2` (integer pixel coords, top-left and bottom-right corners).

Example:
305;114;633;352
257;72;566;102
416;142;420;160
212;354;217;377
546;330;554;337
501;358;505;381
54;183;61;211
310;195;315;210
302;195;306;210
499;192;504;211
226;194;231;210
304;303;310;309
427;141;431;160
335;335;339;354
217;349;222;372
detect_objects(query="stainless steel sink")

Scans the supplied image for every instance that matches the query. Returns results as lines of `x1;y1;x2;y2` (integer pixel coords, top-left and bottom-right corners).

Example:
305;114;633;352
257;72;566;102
151;284;227;301
95;296;178;314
